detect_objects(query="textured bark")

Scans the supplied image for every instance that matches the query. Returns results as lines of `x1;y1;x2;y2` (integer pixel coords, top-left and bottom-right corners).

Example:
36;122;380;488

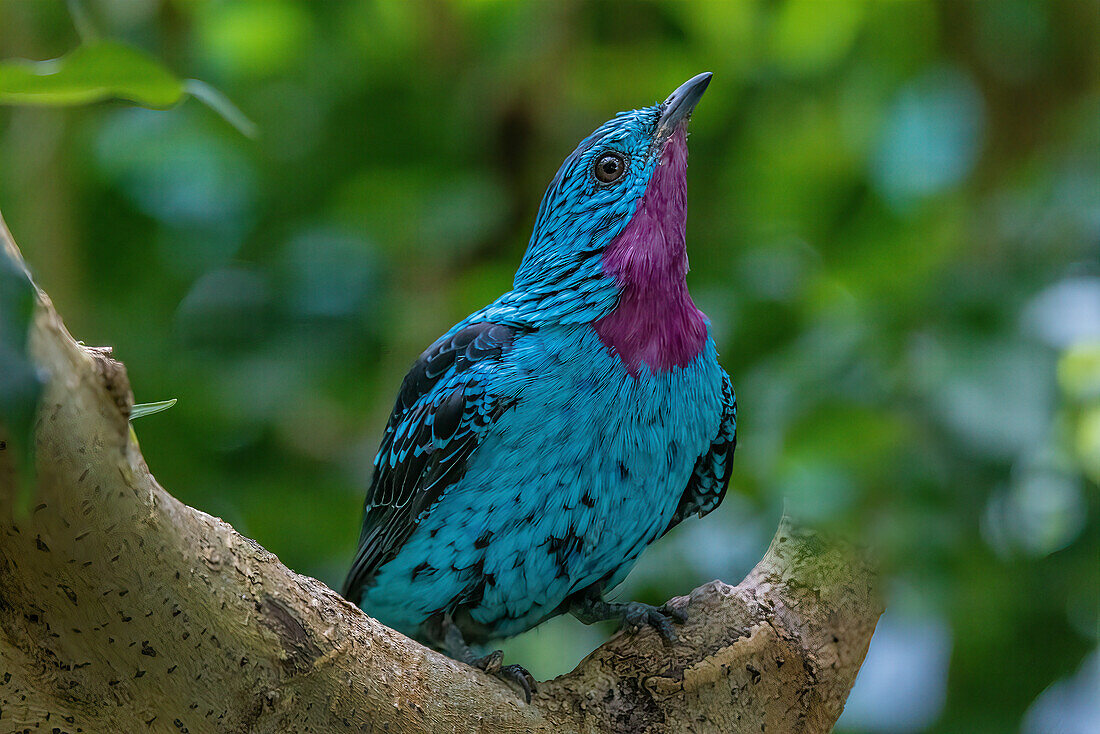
0;214;882;734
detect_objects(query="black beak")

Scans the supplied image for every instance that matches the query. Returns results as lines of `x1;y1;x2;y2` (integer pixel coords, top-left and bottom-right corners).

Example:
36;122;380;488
656;72;712;140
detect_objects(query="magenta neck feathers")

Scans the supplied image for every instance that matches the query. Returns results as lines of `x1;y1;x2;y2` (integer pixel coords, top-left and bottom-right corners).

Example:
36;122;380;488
594;128;708;374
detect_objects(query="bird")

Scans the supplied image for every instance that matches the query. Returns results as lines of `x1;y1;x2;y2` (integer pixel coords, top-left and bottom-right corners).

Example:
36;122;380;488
342;72;736;702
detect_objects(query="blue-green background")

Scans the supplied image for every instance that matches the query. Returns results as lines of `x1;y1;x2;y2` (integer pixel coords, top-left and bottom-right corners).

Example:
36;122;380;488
1;1;1097;731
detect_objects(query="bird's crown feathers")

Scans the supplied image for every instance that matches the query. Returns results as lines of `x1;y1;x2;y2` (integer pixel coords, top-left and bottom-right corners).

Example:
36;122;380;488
513;105;663;298
500;73;711;326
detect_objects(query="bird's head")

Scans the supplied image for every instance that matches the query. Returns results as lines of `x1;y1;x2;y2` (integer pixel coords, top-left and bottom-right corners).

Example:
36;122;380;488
512;72;711;321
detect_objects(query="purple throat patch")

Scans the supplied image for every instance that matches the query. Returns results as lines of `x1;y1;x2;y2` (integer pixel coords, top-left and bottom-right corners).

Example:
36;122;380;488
594;127;708;374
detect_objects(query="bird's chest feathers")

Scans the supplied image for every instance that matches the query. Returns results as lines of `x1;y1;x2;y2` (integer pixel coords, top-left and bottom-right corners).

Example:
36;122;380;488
593;136;707;374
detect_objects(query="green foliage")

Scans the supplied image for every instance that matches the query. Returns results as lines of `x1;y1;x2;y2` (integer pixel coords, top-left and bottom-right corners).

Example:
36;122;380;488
0;1;1096;732
0;36;254;135
0;41;184;107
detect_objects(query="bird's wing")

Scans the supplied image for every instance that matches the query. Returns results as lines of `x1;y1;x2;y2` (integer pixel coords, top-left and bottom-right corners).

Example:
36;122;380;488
341;321;525;602
664;372;736;535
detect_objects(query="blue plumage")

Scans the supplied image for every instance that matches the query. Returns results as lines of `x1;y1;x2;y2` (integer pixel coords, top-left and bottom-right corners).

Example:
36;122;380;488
343;73;735;696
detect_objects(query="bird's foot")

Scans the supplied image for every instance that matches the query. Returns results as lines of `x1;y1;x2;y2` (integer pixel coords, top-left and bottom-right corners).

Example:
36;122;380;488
436;615;537;703
470;649;538;704
571;596;688;645
617;601;688;643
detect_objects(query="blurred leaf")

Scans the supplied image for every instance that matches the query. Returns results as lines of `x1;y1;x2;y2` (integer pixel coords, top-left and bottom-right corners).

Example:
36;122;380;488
1074;407;1100;482
92;108;257;248
0;41;255;136
1058;342;1100;403
279;229;378;319
175;267;272;350
770;0;865;75
196;0;312;79
982;466;1087;558
0;41;184;108
871;67;985;207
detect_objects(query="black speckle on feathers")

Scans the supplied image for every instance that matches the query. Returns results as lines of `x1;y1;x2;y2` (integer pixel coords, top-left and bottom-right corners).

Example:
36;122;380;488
341;321;528;604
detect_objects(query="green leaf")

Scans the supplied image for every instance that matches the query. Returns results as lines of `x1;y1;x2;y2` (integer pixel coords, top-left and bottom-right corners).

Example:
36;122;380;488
129;398;177;421
0;41;257;137
0;41;185;108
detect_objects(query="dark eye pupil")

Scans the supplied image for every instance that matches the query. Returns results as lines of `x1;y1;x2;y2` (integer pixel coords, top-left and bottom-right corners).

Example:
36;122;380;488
595;153;625;183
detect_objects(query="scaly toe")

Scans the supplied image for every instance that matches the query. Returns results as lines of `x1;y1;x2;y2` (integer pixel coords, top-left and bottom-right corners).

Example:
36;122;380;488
471;649;504;675
618;601;683;645
500;663;538;704
620;603;649;634
471;651;536;703
647;609;678;645
660;602;689;625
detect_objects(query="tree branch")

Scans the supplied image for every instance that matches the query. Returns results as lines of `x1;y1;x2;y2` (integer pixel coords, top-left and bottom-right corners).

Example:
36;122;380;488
0;213;882;733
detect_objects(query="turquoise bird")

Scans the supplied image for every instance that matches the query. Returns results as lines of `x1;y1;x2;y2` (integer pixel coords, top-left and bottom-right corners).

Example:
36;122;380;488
343;73;736;701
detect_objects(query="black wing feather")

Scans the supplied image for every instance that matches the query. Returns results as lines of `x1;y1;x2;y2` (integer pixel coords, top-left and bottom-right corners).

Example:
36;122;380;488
341;322;524;603
664;373;737;535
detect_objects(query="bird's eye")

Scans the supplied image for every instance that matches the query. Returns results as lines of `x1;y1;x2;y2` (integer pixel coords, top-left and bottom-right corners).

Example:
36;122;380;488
593;152;627;184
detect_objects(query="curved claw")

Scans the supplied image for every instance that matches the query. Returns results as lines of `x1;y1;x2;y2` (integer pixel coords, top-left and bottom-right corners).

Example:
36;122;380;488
569;594;689;647
660;602;689;625
500;663;538;704
472;650;537;703
619;601;685;645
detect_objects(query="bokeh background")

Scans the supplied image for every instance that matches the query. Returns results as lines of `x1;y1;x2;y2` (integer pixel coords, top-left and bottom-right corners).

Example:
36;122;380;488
2;1;1098;731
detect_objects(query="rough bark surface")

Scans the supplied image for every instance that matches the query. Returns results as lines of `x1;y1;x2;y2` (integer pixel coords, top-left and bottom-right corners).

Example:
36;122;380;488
0;214;882;734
